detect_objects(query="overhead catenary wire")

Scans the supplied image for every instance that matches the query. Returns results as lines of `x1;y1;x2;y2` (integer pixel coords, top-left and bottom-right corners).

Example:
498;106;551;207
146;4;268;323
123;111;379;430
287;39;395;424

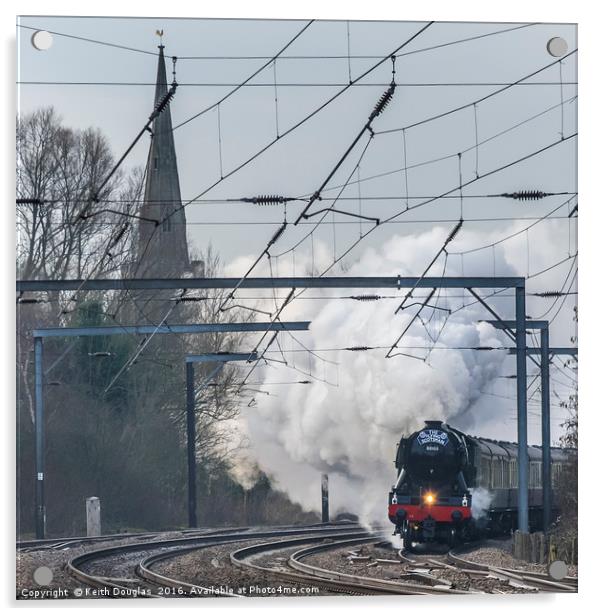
50;147;151;322
258;344;549;353
393;219;463;317
19;80;578;87
546;270;577;328
107;36;578;297
311;95;577;198
52;75;173;320
16;21;535;61
376;48;577;136
32;214;577;227
447;196;576;256
76;80;178;221
169;20;314;133
19;290;577;304
20;23;577;410
255;132;577;379
17;190;576;206
129;22;435;315
214;32;428;313
533;252;577;321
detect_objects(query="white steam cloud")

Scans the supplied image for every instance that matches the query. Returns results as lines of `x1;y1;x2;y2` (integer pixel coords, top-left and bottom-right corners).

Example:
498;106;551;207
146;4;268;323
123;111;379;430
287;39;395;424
229;227;512;527
470;487;494;520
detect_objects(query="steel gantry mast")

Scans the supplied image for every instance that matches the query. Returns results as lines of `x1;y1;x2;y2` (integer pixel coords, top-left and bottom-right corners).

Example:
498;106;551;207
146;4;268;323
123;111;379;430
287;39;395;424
29;321;309;539
18;274;547;535
486;319;577;531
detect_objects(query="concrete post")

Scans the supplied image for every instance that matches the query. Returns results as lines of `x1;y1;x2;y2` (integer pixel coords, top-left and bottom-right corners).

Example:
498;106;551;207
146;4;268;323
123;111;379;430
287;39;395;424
86;497;101;536
321;474;329;523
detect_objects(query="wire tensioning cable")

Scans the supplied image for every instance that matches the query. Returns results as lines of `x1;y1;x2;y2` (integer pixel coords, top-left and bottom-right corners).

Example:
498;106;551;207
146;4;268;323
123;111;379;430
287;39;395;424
308;95;577;199
268;133;576;368
131;23;435;320
15;22;535;61
447;196;576;256
216;51;408;312
169;20;314;133
376;48;577;136
76;80;177;222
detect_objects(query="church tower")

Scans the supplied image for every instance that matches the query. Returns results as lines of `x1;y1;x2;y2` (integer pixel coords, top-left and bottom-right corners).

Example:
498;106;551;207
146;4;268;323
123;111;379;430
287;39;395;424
137;44;190;278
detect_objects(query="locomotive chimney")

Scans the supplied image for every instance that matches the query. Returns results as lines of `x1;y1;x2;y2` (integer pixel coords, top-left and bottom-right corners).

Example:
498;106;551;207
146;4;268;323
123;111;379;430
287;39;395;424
425;420;444;428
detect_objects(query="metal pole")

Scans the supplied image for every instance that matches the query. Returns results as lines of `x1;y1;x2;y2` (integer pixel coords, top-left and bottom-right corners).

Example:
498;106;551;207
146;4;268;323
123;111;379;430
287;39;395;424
515;285;529;532
17;275;526;293
186;362;197;528
34;337;45;539
321;474;329;523
540;326;551;532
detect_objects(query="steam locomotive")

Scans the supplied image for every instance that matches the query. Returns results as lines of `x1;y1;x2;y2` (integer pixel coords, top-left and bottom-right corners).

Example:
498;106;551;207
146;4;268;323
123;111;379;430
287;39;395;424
388;420;571;545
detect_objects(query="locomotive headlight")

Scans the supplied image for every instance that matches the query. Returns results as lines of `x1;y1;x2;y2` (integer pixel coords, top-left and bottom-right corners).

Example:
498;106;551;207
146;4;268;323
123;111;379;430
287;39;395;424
424;492;436;505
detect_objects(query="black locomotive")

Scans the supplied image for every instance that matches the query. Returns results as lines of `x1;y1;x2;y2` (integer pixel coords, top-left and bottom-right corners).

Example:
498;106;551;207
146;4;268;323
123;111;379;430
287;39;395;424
388;420;571;545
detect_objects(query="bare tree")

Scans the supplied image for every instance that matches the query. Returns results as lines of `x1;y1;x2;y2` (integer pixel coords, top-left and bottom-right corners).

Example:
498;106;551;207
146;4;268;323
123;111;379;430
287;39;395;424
16;111;303;534
16;107;126;281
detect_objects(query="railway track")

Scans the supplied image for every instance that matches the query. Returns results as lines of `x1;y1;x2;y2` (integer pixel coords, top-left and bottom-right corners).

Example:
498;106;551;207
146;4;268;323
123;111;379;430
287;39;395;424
398;543;577;593
17;531;163;552
17;520;346;552
231;533;474;595
25;524;576;598
65;524;363;598
447;547;578;592
66;525;466;597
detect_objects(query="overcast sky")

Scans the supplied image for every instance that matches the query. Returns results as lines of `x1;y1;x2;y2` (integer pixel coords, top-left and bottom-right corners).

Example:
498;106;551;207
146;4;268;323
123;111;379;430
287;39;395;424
16;17;578;443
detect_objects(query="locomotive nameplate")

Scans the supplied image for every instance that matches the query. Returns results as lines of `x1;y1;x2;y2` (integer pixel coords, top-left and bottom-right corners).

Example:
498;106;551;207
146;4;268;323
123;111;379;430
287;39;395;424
417;429;449;446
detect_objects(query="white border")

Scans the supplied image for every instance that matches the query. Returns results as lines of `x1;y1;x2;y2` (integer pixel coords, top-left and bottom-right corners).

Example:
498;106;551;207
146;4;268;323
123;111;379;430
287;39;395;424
3;1;597;613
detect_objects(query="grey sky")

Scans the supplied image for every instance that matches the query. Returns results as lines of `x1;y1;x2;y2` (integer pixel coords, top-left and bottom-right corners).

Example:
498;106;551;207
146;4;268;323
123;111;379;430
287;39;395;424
16;17;578;443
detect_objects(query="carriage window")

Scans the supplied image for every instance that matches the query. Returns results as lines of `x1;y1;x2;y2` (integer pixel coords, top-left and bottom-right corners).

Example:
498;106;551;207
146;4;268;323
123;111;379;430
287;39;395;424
509;460;518;488
492;458;503;489
529;462;543;488
481;458;492;488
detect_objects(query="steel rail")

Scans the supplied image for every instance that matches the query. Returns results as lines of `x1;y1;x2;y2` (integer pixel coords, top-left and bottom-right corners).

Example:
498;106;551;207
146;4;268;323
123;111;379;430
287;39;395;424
288;536;474;595
231;533;475;595
65;525;361;598
447;548;577;592
230;531;400;595
136;543;241;598
17;530;162;551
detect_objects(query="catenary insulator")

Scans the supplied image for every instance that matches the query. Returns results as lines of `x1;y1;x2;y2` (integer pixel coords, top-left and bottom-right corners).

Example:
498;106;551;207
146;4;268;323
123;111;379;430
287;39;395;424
349;295;381;301
242;195;288;205
108;224;129;249
150;84;177;120
268;222;287;246
369;83;396;120
445;219;464;244
501;190;551;201
534;291;564;298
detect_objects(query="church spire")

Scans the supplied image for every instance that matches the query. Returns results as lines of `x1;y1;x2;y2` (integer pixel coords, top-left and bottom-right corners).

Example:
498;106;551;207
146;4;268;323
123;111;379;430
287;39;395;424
137;42;190;278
